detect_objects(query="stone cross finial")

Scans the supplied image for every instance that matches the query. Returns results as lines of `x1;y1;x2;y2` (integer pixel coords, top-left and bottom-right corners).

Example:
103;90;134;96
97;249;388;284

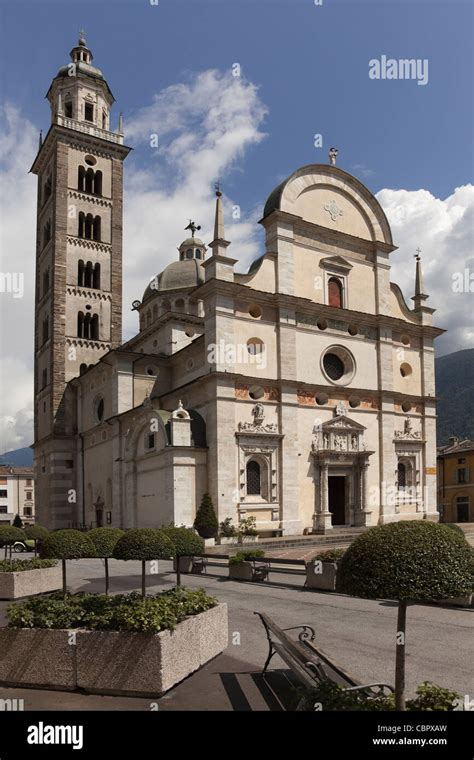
329;147;338;166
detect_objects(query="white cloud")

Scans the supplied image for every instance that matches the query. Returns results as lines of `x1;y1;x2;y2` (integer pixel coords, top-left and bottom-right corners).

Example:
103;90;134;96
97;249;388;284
376;185;474;356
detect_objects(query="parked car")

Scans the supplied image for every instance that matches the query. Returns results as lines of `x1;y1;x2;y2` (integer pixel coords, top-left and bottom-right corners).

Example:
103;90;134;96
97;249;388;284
13;539;36;553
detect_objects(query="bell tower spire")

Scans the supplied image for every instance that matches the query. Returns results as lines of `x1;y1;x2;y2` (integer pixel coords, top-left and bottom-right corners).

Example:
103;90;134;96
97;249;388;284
203;184;237;282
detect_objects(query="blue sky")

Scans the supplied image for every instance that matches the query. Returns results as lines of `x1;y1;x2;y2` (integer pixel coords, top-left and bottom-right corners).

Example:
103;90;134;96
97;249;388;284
0;0;472;451
1;0;472;203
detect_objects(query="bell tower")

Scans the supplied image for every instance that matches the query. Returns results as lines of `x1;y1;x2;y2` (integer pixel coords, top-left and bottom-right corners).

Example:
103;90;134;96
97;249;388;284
31;33;130;528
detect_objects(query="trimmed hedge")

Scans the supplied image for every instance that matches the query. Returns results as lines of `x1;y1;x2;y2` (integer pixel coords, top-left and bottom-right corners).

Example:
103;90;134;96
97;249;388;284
7;587;217;634
0;526;26;546
311;548;345;563
160;527;204;557
336;521;473;601
24;525;49;541
113;529;174;561
0;558;57;573
40;529;95;560
229;549;265;566
88;527;125;558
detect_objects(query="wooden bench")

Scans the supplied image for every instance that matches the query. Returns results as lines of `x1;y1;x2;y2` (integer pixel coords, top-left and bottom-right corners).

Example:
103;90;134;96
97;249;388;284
254;612;393;708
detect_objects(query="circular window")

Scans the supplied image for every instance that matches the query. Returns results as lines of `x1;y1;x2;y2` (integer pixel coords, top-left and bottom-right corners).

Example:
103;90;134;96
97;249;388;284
85;304;91;311
401;401;412;412
247;338;264;356
146;366;156;376
317;319;328;331
348;325;358;336
84;155;97;166
316;392;328;406
95;397;104;422
401;335;410;346
400;363;412;378
349;396;360;408
185;328;195;338
248;304;262;319
249;385;265;400
321;346;356;386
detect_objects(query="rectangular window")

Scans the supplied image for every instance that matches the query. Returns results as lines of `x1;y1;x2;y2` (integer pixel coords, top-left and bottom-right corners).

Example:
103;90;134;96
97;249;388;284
65;102;73;118
84;102;94;122
146;433;155;451
26;492;32;500
0;490;7;498
457;468;467;484
26;479;32;486
24;507;32;516
0;506;7;514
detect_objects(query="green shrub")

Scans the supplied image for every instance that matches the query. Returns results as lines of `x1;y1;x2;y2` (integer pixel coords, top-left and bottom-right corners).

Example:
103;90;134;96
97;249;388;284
24;525;50;541
13;514;23;528
193;493;218;539
88;528;124;558
160;527;204;556
238;516;258;537
229;549;265;566
336;521;473;710
311;548;345;563
40;529;94;560
219;517;237;538
0;526;25;547
336;521;473;602
113;529;174;561
7;587;217;634
295;680;462;712
0;558;57;573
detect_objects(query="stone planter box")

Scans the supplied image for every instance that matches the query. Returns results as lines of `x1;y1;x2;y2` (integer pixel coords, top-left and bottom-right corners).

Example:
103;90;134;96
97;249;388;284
435;594;473;608
305;560;338;591
217;536;237;545
204;538;215;548
0;566;62;600
228;561;254;581
0;603;228;697
172;556;206;574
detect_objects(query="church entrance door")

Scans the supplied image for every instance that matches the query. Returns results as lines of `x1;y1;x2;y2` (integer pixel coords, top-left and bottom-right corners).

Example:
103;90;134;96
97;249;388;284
328;476;345;525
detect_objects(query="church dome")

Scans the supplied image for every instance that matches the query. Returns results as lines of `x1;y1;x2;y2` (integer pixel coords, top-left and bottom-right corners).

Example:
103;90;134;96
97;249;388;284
142;258;204;302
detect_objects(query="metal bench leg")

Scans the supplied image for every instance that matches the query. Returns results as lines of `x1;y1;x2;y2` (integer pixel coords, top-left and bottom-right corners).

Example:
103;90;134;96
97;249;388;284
263;645;276;674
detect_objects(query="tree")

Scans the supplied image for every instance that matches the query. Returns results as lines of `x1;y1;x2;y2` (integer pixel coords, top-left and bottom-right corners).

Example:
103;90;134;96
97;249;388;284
0;526;25;560
13;514;23;529
193;493;218;539
88;527;124;594
40;529;95;598
336;521;473;710
113;528;174;597
24;525;49;556
161;526;204;586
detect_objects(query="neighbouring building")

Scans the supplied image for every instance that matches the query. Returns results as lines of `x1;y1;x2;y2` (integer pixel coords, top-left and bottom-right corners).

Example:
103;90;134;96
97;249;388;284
0;466;35;526
437;437;474;523
33;36;444;534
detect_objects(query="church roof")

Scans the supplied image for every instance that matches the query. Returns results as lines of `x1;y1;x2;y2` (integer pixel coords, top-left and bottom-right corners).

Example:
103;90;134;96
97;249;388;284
142;258;205;301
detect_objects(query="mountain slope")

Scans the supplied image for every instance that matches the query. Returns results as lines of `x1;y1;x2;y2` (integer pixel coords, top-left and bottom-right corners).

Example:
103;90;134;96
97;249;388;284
435;348;474;445
0;446;33;467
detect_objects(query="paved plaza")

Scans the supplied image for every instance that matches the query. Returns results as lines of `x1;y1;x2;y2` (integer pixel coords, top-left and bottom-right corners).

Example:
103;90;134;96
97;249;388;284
0;555;472;710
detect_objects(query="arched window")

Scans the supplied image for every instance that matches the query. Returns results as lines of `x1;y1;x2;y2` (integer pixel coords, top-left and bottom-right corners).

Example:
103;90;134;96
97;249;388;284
43;175;52;203
397;462;407;490
83;313;92;340
85;168;94;194
78;212;85;238
78;166;85;192
456;496;469;522
93;262;101;289
246;460;261;496
78;259;85;286
186;248;193;259
94;170;102;196
91;314;99;340
84;213;93;240
77;311;85;338
93;215;101;241
84;261;93;288
43;268;50;295
79;363;87;375
328;277;343;308
42;316;49;344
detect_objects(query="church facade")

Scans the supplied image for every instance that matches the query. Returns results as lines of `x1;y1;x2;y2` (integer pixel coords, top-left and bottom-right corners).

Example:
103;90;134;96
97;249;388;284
33;37;443;534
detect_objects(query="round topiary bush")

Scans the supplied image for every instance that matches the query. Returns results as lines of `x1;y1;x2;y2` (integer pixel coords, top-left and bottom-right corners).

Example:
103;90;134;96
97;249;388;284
160;527;204;557
40;529;95;598
24;525;49;541
336;521;473;710
113;529;174;597
0;526;26;557
88;527;125;594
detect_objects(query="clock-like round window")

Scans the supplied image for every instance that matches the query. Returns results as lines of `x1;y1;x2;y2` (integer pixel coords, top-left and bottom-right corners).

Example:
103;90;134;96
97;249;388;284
94;396;104;423
321;346;356;386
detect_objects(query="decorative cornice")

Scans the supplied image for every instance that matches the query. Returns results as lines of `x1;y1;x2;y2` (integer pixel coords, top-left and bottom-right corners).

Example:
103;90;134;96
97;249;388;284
66;286;111;301
68;190;112;208
65;337;111;351
67;236;111;253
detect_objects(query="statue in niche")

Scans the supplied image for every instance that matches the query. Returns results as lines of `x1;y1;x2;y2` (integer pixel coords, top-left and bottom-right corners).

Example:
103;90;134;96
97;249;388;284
351;433;358;450
335;434;346;450
252;402;265;425
323;432;329;448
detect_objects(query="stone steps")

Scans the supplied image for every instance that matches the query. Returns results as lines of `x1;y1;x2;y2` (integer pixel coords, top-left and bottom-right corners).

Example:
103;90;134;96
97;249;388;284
211;526;368;553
